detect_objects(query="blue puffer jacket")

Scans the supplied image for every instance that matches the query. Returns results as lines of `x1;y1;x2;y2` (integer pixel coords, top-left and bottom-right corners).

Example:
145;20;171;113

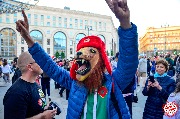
142;75;176;119
29;23;138;119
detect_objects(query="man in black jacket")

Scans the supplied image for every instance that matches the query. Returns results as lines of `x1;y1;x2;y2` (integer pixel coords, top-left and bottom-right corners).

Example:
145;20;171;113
12;57;22;84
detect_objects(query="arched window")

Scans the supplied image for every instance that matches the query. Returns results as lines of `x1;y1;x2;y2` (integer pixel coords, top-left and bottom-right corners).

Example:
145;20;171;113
75;33;85;45
0;28;17;60
54;31;67;59
97;34;105;42
30;30;43;46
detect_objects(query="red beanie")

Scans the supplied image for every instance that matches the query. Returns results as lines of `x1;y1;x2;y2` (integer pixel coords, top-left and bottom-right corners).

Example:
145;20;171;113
70;35;112;79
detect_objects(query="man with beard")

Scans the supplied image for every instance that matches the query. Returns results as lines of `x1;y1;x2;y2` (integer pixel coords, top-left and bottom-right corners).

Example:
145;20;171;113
15;0;138;118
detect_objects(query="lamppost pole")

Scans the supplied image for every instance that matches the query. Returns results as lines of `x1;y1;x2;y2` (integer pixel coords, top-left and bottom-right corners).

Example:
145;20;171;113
162;24;169;54
165;25;166;53
85;25;92;36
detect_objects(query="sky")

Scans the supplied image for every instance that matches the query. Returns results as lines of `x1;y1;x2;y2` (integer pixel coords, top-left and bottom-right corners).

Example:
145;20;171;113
36;0;180;37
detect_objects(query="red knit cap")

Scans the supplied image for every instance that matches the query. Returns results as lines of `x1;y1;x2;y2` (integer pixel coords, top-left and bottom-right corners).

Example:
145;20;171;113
70;35;112;80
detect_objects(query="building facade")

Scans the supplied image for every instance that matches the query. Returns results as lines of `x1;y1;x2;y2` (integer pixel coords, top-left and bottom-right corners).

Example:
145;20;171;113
0;6;118;60
139;26;180;56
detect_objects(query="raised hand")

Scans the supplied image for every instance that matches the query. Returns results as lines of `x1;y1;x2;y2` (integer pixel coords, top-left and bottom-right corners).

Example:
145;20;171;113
16;10;34;47
105;0;131;29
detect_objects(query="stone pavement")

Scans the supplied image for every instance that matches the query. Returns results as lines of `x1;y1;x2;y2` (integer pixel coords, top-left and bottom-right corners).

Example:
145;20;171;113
0;75;147;119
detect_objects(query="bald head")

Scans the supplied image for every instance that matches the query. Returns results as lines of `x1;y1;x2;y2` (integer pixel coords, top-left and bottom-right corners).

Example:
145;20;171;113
17;51;35;73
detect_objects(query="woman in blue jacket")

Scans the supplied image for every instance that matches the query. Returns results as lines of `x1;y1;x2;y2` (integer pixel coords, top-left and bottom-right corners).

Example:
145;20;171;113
142;59;176;119
15;0;138;118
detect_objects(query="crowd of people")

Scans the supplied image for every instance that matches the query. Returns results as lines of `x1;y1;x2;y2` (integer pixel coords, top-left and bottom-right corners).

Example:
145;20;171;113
1;0;180;119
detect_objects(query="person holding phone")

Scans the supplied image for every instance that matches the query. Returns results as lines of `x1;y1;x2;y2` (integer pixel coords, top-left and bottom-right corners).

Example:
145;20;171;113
142;59;176;119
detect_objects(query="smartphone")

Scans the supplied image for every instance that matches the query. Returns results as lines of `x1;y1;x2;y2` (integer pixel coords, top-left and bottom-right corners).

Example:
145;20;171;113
149;75;155;83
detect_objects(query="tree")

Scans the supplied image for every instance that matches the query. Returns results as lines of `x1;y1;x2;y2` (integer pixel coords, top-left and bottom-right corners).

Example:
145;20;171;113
61;51;65;59
111;50;114;56
55;51;60;58
173;49;177;55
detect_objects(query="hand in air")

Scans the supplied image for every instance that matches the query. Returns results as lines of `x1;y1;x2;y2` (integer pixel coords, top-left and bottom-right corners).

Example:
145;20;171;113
16;10;34;47
105;0;131;29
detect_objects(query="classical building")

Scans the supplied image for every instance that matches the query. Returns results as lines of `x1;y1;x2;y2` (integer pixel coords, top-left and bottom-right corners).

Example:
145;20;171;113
0;6;118;60
139;26;180;56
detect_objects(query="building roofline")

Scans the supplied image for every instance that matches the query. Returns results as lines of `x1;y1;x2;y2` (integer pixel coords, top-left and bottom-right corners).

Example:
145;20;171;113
33;5;112;19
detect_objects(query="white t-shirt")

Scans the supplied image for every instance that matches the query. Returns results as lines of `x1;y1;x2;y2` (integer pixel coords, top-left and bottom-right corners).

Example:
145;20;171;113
2;64;12;73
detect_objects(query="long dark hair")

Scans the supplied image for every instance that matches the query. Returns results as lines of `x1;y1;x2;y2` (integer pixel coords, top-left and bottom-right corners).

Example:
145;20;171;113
3;59;7;66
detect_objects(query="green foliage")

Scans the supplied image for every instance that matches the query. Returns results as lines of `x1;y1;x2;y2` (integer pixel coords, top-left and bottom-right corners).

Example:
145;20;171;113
156;52;158;56
61;51;65;59
111;50;114;56
55;51;60;58
173;49;177;55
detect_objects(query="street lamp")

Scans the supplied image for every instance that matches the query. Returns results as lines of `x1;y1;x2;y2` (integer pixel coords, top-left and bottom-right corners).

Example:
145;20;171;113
85;25;92;36
161;24;169;54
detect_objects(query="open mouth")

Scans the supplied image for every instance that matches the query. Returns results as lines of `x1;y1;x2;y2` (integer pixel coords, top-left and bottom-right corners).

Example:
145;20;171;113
76;58;91;75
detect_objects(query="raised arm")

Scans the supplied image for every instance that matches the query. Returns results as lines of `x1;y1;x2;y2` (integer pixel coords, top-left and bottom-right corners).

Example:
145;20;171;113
105;0;131;29
106;0;138;91
16;10;73;89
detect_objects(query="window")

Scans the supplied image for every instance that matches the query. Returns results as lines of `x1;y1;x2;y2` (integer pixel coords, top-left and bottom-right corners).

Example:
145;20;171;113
85;20;88;25
14;13;17;17
47;30;50;34
64;18;67;22
34;21;38;26
80;25;83;29
40;21;44;26
28;14;31;18
1;39;3;45
6;18;10;23
94;21;97;31
47;39;50;45
70;18;72;22
53;16;56;21
21;38;24;44
13;18;17;23
0;28;17;57
69;24;73;28
53;22;56;27
53;32;67;57
41;15;44;20
34;14;38;19
76;33;86;44
47;48;50;54
64;24;67;28
47;22;50;26
47;16;50;19
58;17;62;21
58;23;61;27
99;22;102;30
75;19;78;24
30;30;43;46
64;18;67;28
70;48;73;54
90;20;92;24
21;47;24;53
